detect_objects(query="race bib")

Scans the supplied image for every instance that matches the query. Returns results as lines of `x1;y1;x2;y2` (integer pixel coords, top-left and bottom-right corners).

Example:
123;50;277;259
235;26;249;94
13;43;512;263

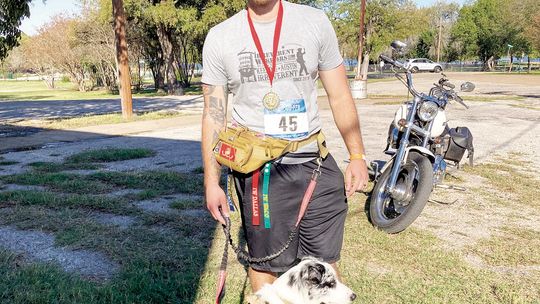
264;99;309;139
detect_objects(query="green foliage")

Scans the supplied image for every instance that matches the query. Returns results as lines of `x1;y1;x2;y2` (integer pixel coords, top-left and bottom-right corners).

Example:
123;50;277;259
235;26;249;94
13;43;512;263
331;0;428;60
414;30;435;59
450;0;539;68
0;0;31;60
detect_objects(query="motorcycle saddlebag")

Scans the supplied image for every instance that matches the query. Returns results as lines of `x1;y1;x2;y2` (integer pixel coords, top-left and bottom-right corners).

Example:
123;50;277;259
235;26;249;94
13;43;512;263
444;127;474;163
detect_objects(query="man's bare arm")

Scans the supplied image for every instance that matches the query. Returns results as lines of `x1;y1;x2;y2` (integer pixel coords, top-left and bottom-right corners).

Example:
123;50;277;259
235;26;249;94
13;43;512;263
319;64;366;157
319;64;368;196
201;84;229;223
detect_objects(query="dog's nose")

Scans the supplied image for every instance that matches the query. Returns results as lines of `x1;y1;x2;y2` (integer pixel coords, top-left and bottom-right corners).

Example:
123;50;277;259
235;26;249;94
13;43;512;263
350;293;357;301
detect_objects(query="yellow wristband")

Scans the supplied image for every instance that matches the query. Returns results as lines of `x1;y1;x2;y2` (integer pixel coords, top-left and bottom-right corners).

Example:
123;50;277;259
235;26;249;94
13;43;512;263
349;153;366;161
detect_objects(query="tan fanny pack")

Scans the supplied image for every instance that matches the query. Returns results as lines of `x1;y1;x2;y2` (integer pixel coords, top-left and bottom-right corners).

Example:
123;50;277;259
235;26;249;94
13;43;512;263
212;126;328;174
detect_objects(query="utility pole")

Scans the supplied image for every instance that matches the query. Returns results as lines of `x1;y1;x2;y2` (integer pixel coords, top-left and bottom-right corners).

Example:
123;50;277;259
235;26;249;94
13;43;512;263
436;14;443;63
355;0;367;80
112;0;133;120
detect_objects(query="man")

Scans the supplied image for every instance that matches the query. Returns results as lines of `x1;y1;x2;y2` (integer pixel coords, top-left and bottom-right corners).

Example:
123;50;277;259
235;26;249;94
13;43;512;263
201;0;368;292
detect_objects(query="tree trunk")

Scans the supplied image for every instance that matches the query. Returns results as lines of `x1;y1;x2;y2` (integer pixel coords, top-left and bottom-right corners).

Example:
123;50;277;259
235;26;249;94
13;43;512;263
360;53;369;80
43;75;55;89
484;56;494;71
528;55;531;73
508;52;513;72
156;24;179;95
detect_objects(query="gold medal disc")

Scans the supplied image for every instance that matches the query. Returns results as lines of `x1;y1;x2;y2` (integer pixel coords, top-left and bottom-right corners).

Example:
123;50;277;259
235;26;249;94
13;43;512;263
263;91;280;110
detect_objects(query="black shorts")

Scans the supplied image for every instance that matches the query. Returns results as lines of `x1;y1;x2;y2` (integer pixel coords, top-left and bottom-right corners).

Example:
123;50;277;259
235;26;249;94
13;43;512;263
232;154;347;272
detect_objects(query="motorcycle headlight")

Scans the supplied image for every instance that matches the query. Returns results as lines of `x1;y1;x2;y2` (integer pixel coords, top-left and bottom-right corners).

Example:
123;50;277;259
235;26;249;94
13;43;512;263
418;101;439;122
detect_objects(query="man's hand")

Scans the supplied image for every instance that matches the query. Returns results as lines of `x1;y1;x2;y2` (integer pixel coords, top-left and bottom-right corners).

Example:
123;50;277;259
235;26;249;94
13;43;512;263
345;159;369;197
205;184;229;225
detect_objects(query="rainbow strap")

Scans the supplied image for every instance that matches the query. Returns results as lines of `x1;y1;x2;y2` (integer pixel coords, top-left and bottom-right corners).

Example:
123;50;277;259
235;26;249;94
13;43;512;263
262;163;271;229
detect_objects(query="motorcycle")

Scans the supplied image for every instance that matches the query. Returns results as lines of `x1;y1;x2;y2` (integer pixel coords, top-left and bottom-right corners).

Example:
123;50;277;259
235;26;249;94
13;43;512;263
368;41;475;234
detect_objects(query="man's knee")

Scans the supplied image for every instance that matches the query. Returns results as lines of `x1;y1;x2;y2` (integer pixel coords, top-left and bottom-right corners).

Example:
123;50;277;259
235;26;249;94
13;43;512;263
249;267;277;292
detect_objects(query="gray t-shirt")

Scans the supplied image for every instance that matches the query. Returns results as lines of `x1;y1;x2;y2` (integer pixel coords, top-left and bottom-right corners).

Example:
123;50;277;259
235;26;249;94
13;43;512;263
202;1;342;163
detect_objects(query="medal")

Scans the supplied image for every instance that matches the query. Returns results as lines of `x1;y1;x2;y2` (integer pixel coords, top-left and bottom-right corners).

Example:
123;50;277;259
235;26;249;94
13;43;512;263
247;1;283;110
263;91;280;110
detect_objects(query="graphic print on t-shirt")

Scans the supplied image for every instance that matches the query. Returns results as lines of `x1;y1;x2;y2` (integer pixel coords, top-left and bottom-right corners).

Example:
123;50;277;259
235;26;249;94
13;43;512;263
238;44;312;84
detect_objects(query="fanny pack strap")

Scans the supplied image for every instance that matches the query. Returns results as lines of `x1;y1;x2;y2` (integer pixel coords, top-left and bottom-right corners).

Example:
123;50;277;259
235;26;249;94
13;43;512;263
283;132;328;158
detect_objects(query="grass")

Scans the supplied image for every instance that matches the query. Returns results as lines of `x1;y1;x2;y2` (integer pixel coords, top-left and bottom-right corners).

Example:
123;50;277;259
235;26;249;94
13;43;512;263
16;110;188;130
0;80;203;102
28;161;100;173
192;194;539;303
0;150;538;303
1;170;202;197
472;226;540;267
464;95;525;102
367;94;526;105
509;103;540;111
1;172;114;194
0;191;130;215
191;166;204;174
88;171;204;196
462;160;540;207
0;161;19;166
0;205;215;304
66;148;155;163
169;198;201;210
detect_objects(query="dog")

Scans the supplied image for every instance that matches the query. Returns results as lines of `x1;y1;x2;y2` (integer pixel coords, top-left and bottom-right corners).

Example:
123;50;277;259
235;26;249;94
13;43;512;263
248;257;357;304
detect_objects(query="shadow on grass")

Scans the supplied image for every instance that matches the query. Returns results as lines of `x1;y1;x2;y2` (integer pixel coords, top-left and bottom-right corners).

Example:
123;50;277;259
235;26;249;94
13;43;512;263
0;95;202;121
0;123;219;304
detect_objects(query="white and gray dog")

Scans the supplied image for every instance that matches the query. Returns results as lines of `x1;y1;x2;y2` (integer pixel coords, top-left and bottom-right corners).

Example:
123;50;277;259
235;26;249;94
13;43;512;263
249;257;357;304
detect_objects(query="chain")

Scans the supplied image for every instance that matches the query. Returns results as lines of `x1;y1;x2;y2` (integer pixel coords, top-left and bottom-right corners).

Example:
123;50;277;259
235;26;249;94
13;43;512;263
223;217;298;264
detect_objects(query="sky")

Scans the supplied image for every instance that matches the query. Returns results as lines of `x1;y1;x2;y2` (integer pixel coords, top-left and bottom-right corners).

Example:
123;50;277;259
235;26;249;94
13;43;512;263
20;0;468;36
20;0;83;36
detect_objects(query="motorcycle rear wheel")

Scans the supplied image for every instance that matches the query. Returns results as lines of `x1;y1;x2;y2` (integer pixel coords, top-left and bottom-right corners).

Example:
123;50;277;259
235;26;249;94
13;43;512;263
369;152;433;234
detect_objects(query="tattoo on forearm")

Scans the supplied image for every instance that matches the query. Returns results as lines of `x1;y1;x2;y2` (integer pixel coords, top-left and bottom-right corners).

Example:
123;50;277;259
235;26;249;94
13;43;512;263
203;85;227;126
210;131;221;176
202;84;216;95
208;96;225;125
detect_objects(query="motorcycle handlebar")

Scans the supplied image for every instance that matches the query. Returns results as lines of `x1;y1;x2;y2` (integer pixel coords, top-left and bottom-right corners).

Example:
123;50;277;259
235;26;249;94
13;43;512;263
444;81;455;89
453;94;469;109
379;54;405;69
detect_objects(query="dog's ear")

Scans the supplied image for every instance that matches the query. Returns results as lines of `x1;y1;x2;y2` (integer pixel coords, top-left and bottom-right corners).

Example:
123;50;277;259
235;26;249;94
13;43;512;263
307;263;326;285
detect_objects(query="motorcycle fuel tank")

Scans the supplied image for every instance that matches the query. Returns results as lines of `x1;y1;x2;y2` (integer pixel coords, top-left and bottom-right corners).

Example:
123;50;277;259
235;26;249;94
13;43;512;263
392;104;409;127
431;110;447;137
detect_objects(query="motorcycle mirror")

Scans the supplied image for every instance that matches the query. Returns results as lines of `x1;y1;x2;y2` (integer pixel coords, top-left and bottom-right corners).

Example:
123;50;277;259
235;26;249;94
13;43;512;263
460;82;475;92
391;40;407;51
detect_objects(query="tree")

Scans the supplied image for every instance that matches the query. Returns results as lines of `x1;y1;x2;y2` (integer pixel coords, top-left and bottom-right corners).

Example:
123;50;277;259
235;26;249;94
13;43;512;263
414;29;435;59
0;0;32;60
331;0;427;75
451;0;538;71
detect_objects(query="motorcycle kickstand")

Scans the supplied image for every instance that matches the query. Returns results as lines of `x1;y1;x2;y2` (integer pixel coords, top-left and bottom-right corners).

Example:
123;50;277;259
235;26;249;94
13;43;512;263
429;198;458;205
435;184;467;191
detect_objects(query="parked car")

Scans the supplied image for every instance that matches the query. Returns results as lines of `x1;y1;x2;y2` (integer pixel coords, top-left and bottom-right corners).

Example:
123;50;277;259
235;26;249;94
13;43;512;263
404;58;443;73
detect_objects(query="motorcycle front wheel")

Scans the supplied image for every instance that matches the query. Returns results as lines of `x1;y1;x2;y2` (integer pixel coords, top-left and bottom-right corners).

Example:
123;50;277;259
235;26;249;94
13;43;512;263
369;152;433;234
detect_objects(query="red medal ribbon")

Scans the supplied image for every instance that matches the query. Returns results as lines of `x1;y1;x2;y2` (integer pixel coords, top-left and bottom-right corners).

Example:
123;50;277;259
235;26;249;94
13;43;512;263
247;0;284;86
251;170;260;226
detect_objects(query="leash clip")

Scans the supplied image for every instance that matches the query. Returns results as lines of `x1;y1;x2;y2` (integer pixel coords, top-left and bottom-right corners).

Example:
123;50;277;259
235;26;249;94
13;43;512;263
311;157;322;181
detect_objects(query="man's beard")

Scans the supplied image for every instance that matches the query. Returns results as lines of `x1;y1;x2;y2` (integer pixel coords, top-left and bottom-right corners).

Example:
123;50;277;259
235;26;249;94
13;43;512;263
249;0;278;9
